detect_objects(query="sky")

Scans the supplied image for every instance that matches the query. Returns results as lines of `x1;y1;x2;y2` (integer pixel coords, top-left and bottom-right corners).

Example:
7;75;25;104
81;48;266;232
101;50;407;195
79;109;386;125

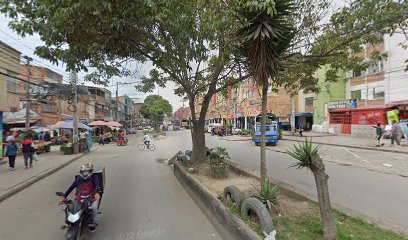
0;15;184;110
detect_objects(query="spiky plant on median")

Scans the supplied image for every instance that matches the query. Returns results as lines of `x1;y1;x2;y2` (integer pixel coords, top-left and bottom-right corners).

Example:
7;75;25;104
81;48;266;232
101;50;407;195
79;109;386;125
288;138;337;240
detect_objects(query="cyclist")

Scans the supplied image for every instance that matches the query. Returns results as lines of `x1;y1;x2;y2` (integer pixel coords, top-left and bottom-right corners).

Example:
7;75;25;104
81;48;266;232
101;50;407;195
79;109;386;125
143;133;151;149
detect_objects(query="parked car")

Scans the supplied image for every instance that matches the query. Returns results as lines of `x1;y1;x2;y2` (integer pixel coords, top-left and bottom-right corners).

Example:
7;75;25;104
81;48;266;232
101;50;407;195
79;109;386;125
137;126;143;130
232;127;242;135
204;125;209;133
128;128;137;134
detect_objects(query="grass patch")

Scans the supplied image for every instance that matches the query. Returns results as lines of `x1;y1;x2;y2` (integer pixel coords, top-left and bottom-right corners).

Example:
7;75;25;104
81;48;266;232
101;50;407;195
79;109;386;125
274;202;408;240
226;198;407;240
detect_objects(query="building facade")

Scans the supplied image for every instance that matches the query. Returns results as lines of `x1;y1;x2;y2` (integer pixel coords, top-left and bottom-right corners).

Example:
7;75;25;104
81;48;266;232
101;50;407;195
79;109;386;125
0;41;21;157
326;34;408;137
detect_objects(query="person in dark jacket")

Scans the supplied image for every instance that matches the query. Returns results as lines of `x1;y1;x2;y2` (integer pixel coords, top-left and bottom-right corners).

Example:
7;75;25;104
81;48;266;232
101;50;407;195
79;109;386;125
372;123;384;146
43;132;51;141
5;140;18;170
21;137;35;169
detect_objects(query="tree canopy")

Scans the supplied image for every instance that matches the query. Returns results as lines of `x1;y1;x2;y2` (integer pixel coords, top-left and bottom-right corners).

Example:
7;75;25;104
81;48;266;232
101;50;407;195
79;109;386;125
140;95;172;129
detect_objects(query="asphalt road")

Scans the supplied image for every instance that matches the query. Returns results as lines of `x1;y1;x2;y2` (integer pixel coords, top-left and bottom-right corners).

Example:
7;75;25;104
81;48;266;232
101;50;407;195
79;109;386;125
197;131;408;235
0;134;221;240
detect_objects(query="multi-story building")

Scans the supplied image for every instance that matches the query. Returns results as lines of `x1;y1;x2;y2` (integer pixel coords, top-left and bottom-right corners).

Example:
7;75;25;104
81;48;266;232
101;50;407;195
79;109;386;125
0;41;21;157
18;65;64;125
132;100;143;126
118;95;134;127
327;34;408;137
203;78;293;130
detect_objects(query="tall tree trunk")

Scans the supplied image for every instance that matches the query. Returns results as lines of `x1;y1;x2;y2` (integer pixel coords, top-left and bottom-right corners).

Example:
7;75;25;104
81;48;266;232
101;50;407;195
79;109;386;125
189;99;207;163
311;155;337;240
191;119;206;162
260;84;268;182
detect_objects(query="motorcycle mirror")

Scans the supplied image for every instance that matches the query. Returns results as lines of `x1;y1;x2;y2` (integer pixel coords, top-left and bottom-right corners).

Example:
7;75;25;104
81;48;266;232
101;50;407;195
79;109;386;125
55;192;64;196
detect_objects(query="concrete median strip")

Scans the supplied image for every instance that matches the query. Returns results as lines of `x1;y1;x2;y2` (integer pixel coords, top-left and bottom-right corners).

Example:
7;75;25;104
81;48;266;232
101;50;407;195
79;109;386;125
0;150;94;203
172;160;261;240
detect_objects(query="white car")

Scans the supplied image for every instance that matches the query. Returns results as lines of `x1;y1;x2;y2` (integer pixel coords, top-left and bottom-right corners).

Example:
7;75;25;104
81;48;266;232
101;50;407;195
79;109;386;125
232;127;242;135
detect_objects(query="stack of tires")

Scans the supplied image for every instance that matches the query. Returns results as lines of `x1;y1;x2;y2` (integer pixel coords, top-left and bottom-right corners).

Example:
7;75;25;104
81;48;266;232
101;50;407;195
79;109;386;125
223;185;274;236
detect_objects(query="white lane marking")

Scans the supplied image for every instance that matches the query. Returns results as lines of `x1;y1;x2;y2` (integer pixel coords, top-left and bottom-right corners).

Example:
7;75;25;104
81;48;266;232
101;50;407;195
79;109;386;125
342;147;371;164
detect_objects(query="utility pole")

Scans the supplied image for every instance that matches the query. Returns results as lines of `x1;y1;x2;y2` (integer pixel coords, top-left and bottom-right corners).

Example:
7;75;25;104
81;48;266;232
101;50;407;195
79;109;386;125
71;70;79;154
23;56;33;130
291;95;296;136
116;82;119;121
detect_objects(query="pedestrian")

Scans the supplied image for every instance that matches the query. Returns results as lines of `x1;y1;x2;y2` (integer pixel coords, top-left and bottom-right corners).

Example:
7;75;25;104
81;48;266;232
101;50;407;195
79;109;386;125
5;140;18;171
99;133;105;145
5;131;15;142
21;137;35;169
372;123;384;146
391;120;402;146
299;123;304;137
43;131;51;142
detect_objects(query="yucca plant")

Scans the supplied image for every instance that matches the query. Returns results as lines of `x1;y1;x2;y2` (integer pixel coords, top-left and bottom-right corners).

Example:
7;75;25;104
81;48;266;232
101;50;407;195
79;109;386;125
252;179;280;213
288;139;337;240
237;0;297;183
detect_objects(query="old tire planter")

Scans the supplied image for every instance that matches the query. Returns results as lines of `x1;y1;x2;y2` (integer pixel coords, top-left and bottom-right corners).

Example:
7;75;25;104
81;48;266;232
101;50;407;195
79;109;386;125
241;197;274;234
223;185;243;209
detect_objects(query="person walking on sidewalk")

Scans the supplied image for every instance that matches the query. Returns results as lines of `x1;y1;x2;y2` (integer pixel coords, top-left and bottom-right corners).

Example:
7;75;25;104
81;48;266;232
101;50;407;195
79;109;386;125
5;140;17;171
21;137;35;169
299;123;304;137
391;120;402;146
372;123;384;146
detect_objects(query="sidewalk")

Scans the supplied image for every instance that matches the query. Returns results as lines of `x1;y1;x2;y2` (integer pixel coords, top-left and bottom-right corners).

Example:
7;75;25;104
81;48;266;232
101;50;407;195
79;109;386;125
0;145;96;202
282;131;408;154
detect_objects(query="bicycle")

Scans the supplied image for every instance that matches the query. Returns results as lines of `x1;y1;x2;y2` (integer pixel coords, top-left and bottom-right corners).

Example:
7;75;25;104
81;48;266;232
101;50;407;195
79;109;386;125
138;142;156;151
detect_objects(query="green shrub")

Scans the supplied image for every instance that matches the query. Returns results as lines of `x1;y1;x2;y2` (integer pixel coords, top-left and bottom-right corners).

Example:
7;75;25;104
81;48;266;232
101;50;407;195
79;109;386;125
208;147;229;166
252;179;280;210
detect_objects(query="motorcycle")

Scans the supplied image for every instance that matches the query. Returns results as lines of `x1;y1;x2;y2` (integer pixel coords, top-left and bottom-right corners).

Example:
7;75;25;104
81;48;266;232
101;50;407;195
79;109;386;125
116;137;128;146
56;192;99;240
56;167;105;240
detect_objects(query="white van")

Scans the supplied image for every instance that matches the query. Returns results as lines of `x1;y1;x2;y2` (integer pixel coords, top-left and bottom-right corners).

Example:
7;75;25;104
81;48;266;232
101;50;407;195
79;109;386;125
208;123;222;133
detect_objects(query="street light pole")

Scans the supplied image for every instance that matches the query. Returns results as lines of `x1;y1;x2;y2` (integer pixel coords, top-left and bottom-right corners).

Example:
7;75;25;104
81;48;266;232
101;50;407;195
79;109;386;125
116;82;119;122
71;70;79;154
23;56;33;129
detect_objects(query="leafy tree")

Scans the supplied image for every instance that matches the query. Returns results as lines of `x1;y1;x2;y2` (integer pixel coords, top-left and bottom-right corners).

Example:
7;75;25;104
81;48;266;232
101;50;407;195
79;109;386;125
288;139;336;240
140;95;172;130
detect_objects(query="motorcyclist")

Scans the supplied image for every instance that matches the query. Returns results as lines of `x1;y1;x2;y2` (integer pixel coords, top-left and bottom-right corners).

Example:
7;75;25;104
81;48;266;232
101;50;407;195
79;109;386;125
143;134;151;149
59;163;101;232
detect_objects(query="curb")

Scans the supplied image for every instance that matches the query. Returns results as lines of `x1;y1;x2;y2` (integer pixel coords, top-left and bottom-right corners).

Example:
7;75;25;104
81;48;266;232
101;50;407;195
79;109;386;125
0;151;92;203
282;138;408;155
172;161;261;240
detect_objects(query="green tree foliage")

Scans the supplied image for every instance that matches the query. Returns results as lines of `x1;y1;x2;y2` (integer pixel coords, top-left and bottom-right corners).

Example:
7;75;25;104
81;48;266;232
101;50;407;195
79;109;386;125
140;95;172;130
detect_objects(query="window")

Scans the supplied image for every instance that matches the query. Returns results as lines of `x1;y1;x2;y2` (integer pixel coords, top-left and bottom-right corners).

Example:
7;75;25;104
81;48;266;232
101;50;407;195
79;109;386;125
47;71;53;79
305;97;314;107
55;74;62;82
351;90;362;100
367;61;384;75
373;87;385;100
42;103;56;112
352;70;364;78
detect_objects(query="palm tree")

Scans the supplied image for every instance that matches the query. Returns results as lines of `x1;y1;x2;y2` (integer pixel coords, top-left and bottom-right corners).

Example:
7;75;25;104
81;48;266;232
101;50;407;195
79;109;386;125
288;139;337;239
238;0;296;182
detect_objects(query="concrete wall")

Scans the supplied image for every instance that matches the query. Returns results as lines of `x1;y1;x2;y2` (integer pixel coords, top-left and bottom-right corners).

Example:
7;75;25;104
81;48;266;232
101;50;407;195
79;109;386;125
351;124;376;138
328;124;343;134
0;42;21;111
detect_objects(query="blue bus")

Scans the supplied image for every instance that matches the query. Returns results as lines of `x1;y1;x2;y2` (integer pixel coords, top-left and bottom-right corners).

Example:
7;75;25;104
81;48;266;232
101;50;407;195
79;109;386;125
252;113;279;146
